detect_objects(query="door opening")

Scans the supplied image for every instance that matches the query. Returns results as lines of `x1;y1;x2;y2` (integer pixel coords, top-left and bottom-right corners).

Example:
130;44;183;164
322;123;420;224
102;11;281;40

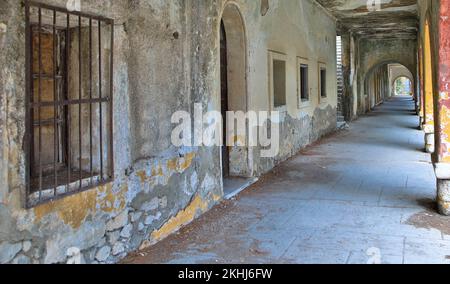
220;20;230;179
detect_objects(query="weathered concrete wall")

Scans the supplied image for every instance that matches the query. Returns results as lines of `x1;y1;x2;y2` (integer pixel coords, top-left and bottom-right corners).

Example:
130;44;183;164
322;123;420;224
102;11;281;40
0;0;337;264
242;0;338;174
365;64;389;109
339;31;361;121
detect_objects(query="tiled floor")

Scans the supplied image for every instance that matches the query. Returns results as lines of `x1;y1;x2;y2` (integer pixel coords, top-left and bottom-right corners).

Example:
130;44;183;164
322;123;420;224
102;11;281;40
125;96;450;264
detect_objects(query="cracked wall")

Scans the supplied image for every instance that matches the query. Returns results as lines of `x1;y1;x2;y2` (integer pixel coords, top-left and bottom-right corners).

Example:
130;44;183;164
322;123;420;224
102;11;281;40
0;0;338;264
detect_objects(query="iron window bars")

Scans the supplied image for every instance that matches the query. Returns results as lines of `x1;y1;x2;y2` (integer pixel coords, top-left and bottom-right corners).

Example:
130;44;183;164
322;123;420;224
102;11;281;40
25;1;114;208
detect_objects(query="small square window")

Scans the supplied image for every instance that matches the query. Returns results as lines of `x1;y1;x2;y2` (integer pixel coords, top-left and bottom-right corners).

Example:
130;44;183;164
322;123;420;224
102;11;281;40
268;51;287;111
320;67;327;99
273;60;286;108
297;57;310;109
300;65;309;102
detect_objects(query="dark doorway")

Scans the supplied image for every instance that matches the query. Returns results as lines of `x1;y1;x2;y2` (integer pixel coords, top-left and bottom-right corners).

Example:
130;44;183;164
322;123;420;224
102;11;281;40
220;20;230;178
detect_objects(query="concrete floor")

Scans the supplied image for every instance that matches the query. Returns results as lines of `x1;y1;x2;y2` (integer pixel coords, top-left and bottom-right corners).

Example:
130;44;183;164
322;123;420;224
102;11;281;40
124;96;450;264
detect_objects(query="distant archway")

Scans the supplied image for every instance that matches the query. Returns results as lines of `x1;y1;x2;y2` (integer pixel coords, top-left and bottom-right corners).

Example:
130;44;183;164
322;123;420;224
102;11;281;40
389;64;415;97
393;76;413;96
364;62;415;110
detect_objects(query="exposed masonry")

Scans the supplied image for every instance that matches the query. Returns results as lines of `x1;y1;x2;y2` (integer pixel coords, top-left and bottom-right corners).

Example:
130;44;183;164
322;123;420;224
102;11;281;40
3;0;446;264
0;0;338;264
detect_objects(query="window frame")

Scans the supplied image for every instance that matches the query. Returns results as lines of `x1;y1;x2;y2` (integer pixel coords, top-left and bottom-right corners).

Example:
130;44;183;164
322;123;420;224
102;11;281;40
297;57;311;109
268;51;288;112
318;62;328;104
25;0;115;208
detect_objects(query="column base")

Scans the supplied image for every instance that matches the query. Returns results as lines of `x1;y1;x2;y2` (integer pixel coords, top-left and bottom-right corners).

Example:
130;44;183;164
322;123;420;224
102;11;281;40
425;132;435;153
437;179;450;216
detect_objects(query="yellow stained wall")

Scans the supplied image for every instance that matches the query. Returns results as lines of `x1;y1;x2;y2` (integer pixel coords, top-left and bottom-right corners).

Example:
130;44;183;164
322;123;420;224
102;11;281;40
423;20;435;134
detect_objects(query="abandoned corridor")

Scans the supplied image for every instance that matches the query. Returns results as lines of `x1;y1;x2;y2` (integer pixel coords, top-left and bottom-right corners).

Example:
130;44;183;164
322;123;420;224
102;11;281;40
125;96;450;264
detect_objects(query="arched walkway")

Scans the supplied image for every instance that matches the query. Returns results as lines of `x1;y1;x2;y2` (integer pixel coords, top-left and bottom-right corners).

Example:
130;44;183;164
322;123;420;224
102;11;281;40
126;96;450;264
363;62;416;111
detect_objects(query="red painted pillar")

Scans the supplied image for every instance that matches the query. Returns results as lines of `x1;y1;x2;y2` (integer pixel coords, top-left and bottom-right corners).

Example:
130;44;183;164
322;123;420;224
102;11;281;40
435;0;450;215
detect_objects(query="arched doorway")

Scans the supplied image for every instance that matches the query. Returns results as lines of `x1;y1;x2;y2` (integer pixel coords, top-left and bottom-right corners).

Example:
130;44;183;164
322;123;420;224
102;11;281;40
219;4;252;197
364;62;415;111
393;76;413;96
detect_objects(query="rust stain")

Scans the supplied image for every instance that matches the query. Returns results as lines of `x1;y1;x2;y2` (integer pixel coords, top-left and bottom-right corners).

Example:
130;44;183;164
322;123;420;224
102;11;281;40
97;183;127;213
137;171;148;183
180;153;196;171
34;189;97;229
167;159;178;171
150;195;209;243
137;153;196;183
167;153;196;172
212;193;222;202
32;152;196;230
33;183;125;229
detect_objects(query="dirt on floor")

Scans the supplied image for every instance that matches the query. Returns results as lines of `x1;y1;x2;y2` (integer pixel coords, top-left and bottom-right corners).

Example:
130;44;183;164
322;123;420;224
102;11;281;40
406;199;450;236
121;195;268;264
121;133;347;264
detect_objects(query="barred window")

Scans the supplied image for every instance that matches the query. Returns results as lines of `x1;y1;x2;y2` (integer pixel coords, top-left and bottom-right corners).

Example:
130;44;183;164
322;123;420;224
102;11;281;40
25;1;114;207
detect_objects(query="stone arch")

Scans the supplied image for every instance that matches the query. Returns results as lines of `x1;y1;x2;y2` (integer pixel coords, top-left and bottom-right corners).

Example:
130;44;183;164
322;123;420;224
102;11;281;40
357;37;417;113
389;64;415;97
392;76;414;96
364;61;416;109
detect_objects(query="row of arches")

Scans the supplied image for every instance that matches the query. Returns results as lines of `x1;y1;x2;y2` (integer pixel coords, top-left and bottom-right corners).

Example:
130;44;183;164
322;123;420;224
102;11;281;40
364;62;415;110
360;16;435;154
217;3;439;200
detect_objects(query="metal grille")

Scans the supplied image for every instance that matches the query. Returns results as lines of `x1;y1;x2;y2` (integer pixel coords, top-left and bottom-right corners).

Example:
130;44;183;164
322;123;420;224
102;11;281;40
25;1;114;208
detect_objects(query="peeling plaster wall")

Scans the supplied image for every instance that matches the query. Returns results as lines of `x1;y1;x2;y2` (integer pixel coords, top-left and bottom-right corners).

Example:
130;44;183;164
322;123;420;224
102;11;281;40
241;0;338;174
0;0;337;264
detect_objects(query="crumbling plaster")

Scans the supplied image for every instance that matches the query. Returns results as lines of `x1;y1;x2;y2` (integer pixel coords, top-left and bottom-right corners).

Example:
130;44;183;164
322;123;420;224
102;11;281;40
0;0;338;264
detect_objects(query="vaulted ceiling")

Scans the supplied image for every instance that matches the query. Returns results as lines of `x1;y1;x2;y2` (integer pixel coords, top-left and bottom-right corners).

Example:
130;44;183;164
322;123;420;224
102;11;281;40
316;0;418;39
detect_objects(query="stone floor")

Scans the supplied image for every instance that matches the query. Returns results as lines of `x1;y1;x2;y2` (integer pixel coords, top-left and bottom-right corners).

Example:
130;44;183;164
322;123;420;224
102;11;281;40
124;96;450;264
